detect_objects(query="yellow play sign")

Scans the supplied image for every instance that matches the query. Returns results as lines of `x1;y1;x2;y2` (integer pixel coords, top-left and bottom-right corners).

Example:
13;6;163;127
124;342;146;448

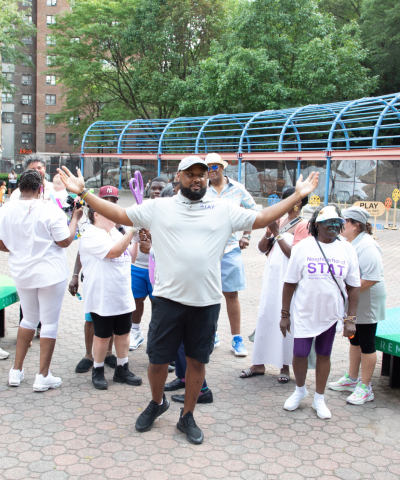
353;201;386;217
392;189;400;202
309;195;320;207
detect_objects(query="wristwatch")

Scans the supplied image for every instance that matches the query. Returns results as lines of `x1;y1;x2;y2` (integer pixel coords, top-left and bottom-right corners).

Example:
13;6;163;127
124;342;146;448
243;234;251;241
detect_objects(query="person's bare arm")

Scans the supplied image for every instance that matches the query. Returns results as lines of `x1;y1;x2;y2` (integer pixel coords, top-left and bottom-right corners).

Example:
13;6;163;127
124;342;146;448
55;208;83;248
129;241;138;263
258;227;273;253
57;167;132;226
252;172;319;230
106;230;135;259
343;284;360;338
0;240;9;252
360;279;378;293
280;282;297;337
68;252;82;296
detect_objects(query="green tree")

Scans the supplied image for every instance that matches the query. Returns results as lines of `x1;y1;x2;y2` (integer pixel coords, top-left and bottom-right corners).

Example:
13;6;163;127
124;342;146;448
0;0;36;92
48;0;226;133
179;0;377;115
361;0;400;95
319;0;364;27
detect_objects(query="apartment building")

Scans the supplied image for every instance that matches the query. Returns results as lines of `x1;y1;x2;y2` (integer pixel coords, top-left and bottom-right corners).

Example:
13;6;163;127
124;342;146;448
1;0;80;175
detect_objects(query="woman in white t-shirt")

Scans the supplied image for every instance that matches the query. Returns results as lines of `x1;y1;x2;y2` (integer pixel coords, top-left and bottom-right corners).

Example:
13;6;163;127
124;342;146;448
79;206;142;390
0;170;82;391
8;170;17;196
280;205;360;419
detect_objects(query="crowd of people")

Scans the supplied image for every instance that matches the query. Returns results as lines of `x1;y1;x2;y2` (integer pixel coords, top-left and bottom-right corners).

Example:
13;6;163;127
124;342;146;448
0;152;387;444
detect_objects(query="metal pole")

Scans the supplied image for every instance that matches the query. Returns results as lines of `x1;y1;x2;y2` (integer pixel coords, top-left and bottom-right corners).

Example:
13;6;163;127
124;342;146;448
297;160;301;180
238;156;242;183
324;156;331;206
118;158;122;190
80;156;84;173
157;156;161;176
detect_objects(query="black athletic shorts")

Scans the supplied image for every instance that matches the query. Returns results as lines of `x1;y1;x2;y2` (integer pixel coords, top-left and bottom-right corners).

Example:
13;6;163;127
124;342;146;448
349;323;377;354
90;311;132;339
147;296;221;365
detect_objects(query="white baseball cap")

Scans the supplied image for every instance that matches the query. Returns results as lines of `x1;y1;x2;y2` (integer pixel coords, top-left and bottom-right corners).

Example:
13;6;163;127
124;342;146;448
315;205;345;223
178;155;209;171
205;152;228;169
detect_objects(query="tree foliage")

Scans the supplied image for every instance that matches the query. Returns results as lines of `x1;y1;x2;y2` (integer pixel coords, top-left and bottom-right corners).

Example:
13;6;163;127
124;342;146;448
48;0;226;133
319;0;364;27
361;0;400;95
179;0;377;115
0;0;36;92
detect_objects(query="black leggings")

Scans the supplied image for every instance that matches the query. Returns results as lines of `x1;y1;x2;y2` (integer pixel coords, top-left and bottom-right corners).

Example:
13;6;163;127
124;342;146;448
349;323;377;354
90;312;132;339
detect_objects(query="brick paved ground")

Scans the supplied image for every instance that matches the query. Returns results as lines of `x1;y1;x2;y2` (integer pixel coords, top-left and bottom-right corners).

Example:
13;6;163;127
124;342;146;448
0;197;399;480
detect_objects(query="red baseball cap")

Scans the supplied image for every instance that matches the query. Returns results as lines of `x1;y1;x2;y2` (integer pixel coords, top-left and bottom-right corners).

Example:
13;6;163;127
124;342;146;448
99;185;119;199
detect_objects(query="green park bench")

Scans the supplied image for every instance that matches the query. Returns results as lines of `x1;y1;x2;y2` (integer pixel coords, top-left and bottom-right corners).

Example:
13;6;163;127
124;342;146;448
376;307;400;388
0;275;19;338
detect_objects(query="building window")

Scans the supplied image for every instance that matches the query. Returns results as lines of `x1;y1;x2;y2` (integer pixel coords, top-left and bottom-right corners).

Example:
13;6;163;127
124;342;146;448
46;56;55;66
22;0;32;5
3;72;13;82
45;75;56;85
21;94;32;105
22;74;32;85
22;133;32;144
46;15;56;25
47;0;57;5
22;114;32;124
45;133;56;144
2;113;13;123
45;94;56;105
68;134;80;145
45;114;55;125
2;93;13;103
22;55;33;66
23;36;33;45
25;15;32;23
46;35;56;46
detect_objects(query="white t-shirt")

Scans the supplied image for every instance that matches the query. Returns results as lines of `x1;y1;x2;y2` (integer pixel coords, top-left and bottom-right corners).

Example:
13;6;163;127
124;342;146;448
10;181;54;202
54;188;69;205
79;225;135;316
126;191;258;306
284;236;361;338
0;199;70;289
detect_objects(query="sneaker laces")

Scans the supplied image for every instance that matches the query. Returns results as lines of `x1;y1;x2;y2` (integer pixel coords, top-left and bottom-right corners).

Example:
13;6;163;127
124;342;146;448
143;400;161;415
352;386;365;397
183;413;197;427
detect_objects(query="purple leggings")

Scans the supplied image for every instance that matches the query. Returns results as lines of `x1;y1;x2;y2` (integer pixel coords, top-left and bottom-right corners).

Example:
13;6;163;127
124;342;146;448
293;322;337;358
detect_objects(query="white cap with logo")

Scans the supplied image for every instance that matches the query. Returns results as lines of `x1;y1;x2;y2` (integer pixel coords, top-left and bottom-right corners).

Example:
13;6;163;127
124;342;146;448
178;155;209;171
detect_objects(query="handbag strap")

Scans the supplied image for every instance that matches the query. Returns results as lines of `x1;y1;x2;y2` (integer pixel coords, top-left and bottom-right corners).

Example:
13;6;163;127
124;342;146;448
265;216;303;256
315;237;346;306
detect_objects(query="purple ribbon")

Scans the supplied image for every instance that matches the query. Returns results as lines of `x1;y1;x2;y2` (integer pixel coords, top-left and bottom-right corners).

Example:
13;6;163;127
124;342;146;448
129;170;144;205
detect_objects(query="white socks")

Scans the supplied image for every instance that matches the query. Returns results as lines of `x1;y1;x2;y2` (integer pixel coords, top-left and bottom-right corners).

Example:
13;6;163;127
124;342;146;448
284;385;309;411
94;361;104;368
117;357;128;366
131;323;141;331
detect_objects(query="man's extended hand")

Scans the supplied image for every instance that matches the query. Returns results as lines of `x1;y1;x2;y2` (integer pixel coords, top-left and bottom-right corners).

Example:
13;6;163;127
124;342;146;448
57;166;85;194
295;171;319;198
139;238;152;255
239;237;249;249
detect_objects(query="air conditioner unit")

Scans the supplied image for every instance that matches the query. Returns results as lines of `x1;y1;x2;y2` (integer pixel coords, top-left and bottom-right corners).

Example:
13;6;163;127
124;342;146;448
22;140;28;144
6;119;13;123
22;120;29;124
73;140;79;145
22;100;29;105
22;81;28;85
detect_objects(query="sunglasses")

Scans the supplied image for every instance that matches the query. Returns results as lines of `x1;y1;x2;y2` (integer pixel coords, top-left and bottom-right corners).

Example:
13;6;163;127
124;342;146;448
208;165;219;171
321;219;343;227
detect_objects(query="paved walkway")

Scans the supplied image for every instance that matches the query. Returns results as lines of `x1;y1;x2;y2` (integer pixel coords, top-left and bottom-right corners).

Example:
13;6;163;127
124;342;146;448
0;201;399;480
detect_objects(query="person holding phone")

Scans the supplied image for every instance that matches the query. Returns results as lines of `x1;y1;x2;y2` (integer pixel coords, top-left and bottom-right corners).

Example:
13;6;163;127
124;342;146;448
280;205;360;419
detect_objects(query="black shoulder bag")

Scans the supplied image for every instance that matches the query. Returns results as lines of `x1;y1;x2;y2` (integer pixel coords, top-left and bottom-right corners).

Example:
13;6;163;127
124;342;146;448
315;237;346;306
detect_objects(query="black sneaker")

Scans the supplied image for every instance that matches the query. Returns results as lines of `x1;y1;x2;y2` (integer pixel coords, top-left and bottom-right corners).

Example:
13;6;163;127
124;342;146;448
164;378;185;391
172;388;213;404
104;354;117;369
135;394;170;432
113;363;142;386
92;366;108;390
177;408;204;445
75;358;93;374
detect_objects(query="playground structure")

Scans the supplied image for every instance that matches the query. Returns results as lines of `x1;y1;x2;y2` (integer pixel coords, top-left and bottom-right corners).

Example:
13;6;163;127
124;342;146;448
80;93;400;205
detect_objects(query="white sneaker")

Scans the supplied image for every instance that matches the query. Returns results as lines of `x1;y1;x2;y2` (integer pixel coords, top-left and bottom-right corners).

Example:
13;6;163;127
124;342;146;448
284;388;309;411
33;371;62;392
312;399;332;419
0;347;10;359
9;368;24;387
129;329;144;351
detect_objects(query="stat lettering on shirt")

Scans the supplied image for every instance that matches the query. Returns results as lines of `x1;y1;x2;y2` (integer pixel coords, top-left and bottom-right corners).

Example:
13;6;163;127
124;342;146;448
110;248;131;264
306;256;346;277
200;204;216;210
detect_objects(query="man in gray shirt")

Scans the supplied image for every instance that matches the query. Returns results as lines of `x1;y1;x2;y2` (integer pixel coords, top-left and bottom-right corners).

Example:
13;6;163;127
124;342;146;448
58;156;319;445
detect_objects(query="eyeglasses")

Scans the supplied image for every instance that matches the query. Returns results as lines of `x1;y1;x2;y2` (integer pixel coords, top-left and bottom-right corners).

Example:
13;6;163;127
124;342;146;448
172;182;179;187
321;219;343;227
208;165;219;171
